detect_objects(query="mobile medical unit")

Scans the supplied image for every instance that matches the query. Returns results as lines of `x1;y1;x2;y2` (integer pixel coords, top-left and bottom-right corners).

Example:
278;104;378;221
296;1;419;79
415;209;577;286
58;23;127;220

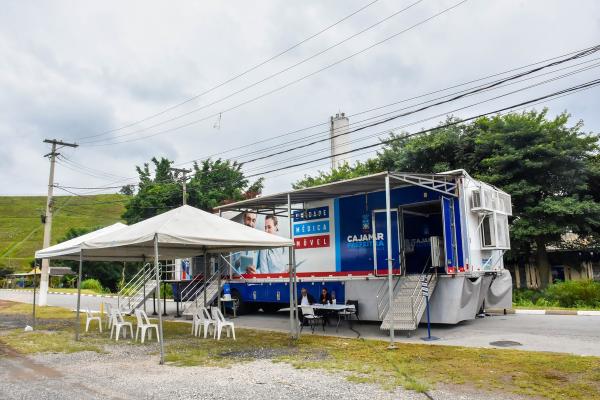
207;170;513;332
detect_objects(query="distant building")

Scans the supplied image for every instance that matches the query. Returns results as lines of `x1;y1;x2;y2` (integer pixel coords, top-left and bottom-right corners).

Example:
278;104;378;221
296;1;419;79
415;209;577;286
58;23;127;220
330;112;350;169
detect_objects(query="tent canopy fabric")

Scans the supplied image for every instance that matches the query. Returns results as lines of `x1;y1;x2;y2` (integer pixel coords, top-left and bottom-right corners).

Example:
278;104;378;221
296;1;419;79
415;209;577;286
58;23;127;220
80;205;293;260
34;223;127;261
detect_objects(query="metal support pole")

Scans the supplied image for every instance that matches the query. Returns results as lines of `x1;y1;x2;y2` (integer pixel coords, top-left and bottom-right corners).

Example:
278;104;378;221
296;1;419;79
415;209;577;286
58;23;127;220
216;257;221;311
154;235;165;365
32;264;37;330
152;290;157;315
385;174;396;348
75;250;83;341
287;193;296;338
162;282;168;316
175;282;181;318
203;254;208;307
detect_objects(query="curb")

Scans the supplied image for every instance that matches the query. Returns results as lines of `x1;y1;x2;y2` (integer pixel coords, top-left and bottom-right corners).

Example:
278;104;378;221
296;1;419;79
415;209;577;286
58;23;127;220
0;289;176;302
487;308;600;316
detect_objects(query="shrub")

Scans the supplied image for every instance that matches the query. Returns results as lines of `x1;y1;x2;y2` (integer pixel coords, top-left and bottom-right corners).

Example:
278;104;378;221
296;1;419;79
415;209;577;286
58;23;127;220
544;280;600;308
80;278;104;293
514;280;600;309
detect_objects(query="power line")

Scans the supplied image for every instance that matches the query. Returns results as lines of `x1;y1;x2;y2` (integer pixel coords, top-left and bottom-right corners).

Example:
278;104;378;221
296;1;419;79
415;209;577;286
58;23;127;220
62;45;600;185
53;78;600;201
244;78;600;178
75;0;380;141
57;55;600;192
81;0;469;146
238;59;600;168
79;0;423;145
170;45;600;167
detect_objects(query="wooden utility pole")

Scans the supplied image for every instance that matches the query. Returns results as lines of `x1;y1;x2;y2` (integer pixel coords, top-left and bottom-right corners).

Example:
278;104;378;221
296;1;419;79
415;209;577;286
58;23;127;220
170;167;192;205
39;139;78;306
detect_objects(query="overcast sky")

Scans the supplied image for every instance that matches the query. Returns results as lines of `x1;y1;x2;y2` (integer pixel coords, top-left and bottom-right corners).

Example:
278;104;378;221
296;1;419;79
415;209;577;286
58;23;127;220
1;0;599;196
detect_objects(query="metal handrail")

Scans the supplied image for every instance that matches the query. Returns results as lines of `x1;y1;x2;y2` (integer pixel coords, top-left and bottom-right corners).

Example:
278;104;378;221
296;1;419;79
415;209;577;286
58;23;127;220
219;253;248;283
118;263;153;310
118;263;151;297
117;261;176;313
181;262;225;313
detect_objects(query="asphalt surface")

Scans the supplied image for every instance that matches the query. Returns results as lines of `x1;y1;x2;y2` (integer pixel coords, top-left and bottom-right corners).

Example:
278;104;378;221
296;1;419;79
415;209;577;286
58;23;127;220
2;289;599;356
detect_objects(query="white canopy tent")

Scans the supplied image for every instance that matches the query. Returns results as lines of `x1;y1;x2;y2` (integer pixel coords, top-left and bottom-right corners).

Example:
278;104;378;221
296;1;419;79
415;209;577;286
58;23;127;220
36;205;293;364
35;222;128;261
81;205;293;259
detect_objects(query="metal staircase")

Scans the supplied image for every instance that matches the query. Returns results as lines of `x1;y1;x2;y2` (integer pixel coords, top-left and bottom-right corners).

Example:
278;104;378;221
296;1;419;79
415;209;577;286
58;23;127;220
117;263;157;314
181;253;248;318
180;260;224;318
117;262;175;315
377;269;438;332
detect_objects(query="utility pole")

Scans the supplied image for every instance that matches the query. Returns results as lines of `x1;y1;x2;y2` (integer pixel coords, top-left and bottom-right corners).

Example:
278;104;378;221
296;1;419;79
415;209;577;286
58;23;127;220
39;139;78;306
170;167;191;205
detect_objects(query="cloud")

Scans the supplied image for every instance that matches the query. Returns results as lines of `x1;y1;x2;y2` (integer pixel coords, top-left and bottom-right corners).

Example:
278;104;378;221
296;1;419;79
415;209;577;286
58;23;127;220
0;0;599;195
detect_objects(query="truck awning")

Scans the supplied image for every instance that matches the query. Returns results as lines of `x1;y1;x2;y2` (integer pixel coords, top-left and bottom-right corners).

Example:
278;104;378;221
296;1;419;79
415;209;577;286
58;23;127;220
216;171;460;214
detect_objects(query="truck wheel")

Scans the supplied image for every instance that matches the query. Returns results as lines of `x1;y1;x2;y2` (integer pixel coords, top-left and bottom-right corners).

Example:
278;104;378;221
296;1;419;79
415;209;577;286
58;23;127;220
230;289;251;315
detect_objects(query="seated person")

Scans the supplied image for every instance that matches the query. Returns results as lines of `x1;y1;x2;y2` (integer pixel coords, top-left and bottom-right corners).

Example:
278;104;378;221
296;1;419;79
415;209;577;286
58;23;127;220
319;287;331;305
298;288;315;326
299;287;315;306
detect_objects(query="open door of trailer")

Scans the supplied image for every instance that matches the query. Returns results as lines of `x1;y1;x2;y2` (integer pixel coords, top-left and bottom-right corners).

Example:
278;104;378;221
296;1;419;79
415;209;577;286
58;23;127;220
371;209;401;275
441;197;464;273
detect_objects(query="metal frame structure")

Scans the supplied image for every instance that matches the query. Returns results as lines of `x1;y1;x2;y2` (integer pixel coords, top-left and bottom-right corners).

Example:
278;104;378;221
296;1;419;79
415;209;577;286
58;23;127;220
215;171;462;345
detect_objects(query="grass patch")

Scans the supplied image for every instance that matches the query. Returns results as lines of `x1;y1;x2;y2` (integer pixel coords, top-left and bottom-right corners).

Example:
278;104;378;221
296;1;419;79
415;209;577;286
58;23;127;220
0;194;125;270
10;288;106;296
1;329;103;354
1;301;599;399
0;301;77;319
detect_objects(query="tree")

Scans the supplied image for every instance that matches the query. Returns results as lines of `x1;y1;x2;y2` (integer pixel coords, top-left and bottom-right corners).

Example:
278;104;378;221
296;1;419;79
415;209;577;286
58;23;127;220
122;157;263;224
119;184;135;196
378;117;478;173
121;157;181;224
187;158;263;210
293;159;382;189
295;109;600;288
471;110;600;287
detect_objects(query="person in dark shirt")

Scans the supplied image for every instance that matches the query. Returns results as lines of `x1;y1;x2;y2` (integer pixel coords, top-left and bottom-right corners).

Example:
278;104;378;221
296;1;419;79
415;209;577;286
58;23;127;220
319;287;331;305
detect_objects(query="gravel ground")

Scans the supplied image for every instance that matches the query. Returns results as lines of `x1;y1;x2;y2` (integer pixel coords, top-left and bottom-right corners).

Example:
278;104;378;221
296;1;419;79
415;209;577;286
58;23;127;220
0;343;529;400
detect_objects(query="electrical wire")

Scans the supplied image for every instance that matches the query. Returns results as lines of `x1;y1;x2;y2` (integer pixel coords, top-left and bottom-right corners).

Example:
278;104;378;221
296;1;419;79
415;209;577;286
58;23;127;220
81;0;469;146
75;0;381;141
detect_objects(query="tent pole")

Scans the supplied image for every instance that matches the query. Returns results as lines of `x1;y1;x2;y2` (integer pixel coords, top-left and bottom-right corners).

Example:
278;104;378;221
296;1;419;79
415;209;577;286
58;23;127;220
75;250;83;341
154;234;165;365
217;255;221;311
287;193;295;338
32;263;37;330
203;253;208;307
385;174;396;349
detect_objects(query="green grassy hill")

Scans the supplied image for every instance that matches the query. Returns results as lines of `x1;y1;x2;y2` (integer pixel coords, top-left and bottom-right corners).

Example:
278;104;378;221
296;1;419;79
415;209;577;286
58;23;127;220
0;194;126;271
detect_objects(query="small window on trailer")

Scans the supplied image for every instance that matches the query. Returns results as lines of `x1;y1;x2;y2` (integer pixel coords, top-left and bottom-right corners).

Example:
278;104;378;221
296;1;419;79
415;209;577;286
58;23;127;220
480;212;510;249
481;214;495;247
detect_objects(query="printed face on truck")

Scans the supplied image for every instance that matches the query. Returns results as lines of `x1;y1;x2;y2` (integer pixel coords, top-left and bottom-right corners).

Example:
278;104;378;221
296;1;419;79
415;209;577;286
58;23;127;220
264;216;278;234
243;212;257;228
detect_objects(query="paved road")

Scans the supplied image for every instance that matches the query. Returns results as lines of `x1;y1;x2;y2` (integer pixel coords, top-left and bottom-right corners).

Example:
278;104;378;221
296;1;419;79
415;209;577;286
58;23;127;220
2;289;599;356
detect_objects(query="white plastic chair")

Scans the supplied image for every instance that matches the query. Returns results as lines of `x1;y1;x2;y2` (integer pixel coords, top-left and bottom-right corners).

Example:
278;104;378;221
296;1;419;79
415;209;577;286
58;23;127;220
193;307;216;338
110;310;133;341
134;309;159;343
211;307;235;340
104;303;118;330
301;306;324;333
85;309;102;332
